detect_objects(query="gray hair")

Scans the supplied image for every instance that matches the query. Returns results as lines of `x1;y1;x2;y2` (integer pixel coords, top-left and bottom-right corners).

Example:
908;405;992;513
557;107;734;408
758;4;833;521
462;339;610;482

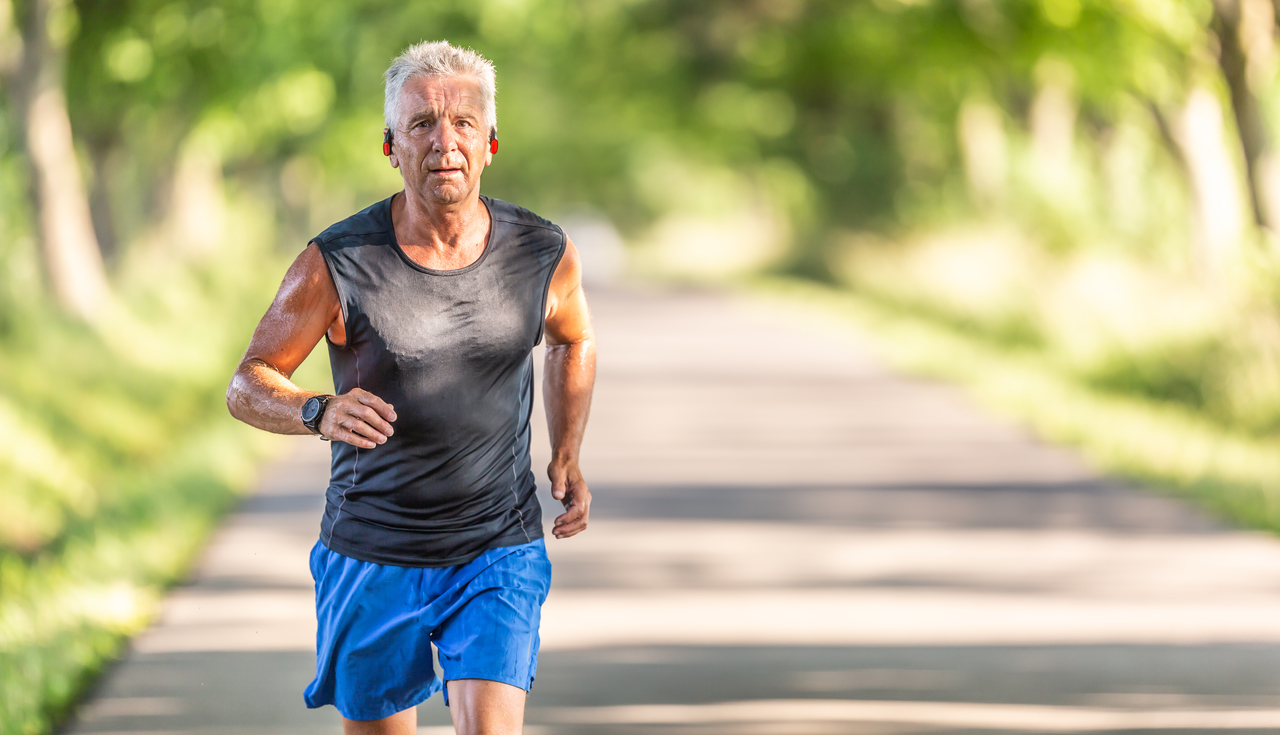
383;40;497;136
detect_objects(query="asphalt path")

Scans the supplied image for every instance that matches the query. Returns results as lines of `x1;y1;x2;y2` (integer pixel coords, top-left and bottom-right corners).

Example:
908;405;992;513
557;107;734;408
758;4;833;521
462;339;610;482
69;286;1280;734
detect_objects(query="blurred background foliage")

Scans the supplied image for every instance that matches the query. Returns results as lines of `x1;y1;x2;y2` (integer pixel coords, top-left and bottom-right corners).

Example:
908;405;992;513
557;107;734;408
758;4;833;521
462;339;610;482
3;0;1280;732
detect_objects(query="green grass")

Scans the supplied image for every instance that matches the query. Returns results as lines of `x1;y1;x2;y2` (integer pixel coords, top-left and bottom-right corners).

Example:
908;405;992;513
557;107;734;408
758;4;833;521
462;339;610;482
749;276;1280;533
0;422;275;735
0;295;283;735
0;192;313;734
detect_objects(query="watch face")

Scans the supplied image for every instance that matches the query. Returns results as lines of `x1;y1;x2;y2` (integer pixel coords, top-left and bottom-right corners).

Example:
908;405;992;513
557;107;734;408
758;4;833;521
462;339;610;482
301;397;321;423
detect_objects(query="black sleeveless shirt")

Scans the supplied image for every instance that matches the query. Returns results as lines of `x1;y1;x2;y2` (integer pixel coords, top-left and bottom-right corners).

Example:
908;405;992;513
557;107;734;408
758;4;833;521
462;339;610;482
312;194;566;567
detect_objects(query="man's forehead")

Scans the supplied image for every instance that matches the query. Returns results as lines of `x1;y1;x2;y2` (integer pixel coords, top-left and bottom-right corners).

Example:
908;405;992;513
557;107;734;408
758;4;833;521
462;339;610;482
401;76;483;112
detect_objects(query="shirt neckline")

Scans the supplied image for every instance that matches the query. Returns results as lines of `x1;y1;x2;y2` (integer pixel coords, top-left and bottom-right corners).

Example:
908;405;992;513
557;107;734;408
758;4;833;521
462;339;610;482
385;193;496;276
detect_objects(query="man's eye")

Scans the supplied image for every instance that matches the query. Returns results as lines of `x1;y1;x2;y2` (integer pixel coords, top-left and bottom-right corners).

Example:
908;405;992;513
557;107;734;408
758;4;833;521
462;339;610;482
458;120;470;127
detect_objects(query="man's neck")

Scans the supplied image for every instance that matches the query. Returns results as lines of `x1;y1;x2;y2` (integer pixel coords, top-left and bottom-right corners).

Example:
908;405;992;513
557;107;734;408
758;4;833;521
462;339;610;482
392;188;490;268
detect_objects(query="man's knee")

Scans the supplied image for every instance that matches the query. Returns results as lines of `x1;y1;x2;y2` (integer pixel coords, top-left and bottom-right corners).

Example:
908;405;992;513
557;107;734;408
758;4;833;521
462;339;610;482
447;679;527;735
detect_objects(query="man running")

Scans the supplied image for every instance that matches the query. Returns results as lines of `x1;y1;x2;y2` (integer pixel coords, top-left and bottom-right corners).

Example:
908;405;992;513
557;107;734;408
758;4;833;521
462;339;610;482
226;40;595;735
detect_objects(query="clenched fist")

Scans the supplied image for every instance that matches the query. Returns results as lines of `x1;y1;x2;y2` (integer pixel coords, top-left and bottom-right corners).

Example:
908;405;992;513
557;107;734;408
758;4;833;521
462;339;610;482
319;388;397;449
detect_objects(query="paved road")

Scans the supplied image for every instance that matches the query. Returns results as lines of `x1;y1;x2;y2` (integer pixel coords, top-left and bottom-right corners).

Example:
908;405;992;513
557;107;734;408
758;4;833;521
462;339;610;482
70;287;1280;734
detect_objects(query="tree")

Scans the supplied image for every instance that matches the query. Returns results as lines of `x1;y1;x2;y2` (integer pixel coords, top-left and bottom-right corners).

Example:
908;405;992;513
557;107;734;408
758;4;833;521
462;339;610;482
12;0;109;319
1211;0;1277;230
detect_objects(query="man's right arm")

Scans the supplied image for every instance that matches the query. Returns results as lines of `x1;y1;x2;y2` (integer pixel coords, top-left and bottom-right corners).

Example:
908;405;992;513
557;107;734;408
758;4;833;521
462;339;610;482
226;242;396;449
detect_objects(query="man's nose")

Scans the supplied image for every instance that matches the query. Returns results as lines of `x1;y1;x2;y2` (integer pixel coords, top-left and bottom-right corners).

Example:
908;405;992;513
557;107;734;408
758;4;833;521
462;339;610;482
430;123;459;153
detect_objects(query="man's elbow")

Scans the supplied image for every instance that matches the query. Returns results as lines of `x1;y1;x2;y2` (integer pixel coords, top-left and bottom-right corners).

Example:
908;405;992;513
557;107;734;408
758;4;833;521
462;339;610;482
564;327;596;348
574;333;597;356
545;335;594;355
225;369;248;423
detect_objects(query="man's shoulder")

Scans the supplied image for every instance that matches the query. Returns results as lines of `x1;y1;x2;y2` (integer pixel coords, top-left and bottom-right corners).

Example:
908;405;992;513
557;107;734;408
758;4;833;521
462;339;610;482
485;197;564;237
312;196;394;249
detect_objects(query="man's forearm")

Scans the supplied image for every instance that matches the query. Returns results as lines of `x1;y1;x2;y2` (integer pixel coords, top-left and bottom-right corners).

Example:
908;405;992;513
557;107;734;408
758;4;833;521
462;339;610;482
543;339;596;462
227;359;318;435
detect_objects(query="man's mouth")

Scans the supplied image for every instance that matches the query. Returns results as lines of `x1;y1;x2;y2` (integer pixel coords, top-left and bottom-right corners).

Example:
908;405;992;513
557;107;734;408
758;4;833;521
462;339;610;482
429;166;462;175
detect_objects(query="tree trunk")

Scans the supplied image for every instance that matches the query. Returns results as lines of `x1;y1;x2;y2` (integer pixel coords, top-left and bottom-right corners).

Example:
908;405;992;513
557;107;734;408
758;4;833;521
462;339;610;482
1212;0;1275;231
1150;91;1250;275
88;142;119;264
14;0;110;319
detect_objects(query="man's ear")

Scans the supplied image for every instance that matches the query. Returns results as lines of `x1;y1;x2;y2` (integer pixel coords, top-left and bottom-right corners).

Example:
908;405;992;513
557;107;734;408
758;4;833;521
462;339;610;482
384;127;400;169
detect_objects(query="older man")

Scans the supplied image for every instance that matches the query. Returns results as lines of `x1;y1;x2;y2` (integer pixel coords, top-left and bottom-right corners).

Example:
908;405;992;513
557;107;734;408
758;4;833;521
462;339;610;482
226;41;595;735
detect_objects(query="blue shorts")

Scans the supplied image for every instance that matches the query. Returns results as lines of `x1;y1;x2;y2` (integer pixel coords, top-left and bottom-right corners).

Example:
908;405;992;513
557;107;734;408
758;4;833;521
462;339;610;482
303;537;551;721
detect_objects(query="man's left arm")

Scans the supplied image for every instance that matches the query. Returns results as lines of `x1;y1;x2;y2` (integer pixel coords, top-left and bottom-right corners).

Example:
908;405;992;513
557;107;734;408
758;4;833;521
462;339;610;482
543;236;596;539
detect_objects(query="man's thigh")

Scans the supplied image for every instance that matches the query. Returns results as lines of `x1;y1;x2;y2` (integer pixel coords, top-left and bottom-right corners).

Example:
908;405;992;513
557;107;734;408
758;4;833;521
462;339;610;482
447;679;527;735
341;707;416;735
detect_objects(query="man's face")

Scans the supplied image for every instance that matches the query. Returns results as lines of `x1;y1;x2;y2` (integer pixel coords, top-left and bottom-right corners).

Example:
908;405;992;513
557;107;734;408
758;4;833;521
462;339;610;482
389;75;492;205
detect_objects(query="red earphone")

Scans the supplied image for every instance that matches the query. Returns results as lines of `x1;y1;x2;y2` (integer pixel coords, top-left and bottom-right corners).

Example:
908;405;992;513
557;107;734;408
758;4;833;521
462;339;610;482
381;128;497;156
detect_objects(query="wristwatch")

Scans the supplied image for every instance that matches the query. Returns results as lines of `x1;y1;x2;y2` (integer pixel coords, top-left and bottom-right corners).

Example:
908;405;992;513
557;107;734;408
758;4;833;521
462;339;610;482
301;395;332;439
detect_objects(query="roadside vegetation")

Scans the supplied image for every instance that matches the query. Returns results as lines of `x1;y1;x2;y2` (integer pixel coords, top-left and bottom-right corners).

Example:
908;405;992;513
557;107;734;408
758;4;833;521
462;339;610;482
4;1;1280;733
755;274;1280;534
0;165;295;733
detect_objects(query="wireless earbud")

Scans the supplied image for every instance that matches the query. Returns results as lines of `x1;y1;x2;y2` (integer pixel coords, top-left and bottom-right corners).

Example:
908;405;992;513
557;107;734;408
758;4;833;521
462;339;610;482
490;136;499;155
383;128;393;156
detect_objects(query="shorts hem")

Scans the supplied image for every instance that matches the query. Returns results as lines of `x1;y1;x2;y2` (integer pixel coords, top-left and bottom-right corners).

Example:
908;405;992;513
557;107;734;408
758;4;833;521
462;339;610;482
440;672;532;706
305;680;441;721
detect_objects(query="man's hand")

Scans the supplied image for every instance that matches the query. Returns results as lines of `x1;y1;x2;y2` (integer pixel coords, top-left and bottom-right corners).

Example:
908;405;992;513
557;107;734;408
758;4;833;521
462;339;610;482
319;388;397;449
549;460;591;538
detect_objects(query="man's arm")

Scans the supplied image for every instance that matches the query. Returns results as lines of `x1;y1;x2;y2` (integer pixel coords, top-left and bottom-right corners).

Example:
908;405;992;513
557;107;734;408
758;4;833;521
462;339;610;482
226;242;396;449
543;237;596;539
